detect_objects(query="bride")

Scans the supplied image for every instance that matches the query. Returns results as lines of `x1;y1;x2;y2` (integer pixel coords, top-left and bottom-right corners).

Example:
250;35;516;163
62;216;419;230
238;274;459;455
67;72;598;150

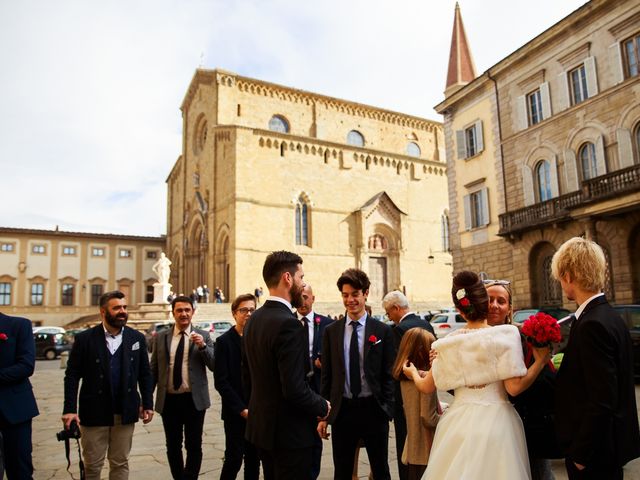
403;271;550;479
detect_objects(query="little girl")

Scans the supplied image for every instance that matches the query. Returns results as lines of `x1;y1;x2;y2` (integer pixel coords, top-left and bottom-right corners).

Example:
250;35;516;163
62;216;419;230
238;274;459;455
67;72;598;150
392;328;440;480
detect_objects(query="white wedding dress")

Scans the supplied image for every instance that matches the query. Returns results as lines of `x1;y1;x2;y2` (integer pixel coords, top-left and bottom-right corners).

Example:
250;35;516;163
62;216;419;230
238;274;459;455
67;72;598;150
422;326;532;480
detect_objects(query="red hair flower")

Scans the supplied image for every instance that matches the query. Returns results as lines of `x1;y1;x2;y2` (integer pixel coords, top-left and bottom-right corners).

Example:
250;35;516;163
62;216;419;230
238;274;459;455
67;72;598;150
368;335;379;345
459;298;470;307
521;312;562;348
0;333;7;341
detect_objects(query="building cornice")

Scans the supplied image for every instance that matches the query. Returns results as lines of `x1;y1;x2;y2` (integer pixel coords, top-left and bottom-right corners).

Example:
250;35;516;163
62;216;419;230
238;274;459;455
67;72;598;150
182;68;442;132
0;226;165;243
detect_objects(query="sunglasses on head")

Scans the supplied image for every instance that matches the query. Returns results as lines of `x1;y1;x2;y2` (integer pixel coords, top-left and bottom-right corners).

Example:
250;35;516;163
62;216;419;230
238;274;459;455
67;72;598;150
482;279;511;286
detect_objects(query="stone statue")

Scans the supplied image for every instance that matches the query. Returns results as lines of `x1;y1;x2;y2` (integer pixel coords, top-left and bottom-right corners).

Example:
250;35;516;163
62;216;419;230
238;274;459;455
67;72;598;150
152;252;172;285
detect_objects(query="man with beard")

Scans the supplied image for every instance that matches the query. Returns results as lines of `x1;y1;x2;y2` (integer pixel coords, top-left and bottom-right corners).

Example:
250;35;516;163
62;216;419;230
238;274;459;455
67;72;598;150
62;291;154;480
242;251;330;480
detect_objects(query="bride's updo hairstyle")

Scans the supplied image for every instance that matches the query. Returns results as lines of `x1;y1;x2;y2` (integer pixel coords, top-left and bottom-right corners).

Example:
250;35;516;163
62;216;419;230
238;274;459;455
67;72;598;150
451;271;489;321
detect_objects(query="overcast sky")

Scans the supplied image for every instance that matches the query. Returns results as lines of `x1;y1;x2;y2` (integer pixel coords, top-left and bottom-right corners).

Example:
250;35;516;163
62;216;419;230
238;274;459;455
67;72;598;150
0;0;587;236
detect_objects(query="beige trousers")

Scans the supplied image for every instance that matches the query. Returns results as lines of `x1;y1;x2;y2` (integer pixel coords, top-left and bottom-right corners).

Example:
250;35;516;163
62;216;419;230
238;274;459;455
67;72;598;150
80;415;135;480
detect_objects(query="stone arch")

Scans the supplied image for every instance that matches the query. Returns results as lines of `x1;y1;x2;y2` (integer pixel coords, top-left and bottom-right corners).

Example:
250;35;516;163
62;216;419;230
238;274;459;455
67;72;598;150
186;215;207;294
215;224;231;301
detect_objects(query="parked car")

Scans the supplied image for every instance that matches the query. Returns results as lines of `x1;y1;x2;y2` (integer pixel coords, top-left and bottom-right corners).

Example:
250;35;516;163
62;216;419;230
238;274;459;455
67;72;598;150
193;320;234;342
34;332;71;360
512;307;572;324
614;305;640;382
429;312;467;338
144;321;174;352
33;326;66;335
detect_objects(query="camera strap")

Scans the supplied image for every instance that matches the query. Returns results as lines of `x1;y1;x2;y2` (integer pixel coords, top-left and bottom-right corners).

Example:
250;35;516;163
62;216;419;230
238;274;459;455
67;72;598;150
64;438;85;480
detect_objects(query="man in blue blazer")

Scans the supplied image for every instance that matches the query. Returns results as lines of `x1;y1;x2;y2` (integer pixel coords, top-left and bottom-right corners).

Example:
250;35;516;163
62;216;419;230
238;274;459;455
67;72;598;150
62;291;154;480
296;284;332;479
0;312;39;479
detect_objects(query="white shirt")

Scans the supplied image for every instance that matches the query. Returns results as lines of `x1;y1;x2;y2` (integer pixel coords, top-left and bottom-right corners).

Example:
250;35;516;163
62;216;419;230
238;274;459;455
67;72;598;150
168;325;191;394
342;312;372;398
103;326;123;355
575;292;605;319
300;311;315;360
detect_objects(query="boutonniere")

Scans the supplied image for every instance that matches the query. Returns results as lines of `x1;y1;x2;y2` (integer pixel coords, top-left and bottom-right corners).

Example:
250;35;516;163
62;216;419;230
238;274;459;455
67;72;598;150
368;334;381;345
314;316;321;326
0;333;7;341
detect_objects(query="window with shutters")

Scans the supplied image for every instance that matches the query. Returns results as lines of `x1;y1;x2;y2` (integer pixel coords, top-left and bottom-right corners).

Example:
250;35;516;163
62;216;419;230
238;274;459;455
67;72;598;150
623;33;640;78
579;142;598;180
569;64;588;105
527;89;543;126
463;188;489;230
456;121;484;159
535;160;553;202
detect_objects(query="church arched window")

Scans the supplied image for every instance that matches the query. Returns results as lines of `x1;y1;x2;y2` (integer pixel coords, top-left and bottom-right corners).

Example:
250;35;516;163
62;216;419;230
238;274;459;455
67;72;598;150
347;130;365;147
407;142;421;157
295;196;310;246
269;115;290;133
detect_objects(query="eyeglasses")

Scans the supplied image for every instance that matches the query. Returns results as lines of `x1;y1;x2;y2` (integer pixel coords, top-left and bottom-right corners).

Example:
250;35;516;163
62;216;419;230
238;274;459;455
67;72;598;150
236;307;255;314
482;279;511;286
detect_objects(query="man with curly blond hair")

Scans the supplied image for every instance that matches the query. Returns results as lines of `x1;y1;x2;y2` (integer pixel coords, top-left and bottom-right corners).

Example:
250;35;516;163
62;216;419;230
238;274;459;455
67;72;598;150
552;237;639;480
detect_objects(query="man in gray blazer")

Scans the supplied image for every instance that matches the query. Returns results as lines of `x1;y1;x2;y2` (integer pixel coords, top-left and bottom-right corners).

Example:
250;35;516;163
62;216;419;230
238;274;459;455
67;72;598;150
151;295;215;480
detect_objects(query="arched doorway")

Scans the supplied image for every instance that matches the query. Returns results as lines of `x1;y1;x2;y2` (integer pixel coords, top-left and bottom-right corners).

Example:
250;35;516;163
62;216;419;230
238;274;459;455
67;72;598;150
529;242;562;307
366;229;399;302
186;219;207;293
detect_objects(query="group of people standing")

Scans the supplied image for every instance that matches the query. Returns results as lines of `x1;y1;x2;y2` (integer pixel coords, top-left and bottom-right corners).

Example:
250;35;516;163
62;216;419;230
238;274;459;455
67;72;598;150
0;237;638;480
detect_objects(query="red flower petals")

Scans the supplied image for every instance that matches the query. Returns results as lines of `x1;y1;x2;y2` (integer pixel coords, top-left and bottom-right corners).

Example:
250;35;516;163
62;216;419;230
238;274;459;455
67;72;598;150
521;312;562;347
0;333;7;341
368;335;378;344
459;298;470;307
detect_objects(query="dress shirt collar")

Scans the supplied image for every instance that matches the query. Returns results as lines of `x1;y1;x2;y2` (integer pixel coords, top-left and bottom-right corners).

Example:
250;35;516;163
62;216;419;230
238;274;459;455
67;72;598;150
347;311;367;327
300;311;315;322
574;292;605;319
399;311;415;323
102;325;123;339
266;295;293;311
173;324;192;337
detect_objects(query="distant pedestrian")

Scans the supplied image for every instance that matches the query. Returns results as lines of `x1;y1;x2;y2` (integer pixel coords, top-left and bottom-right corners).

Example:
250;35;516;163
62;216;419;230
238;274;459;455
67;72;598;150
197;285;204;303
190;289;199;307
203;285;210;303
254;287;263;305
62;290;154;480
0;312;39;479
215;287;222;303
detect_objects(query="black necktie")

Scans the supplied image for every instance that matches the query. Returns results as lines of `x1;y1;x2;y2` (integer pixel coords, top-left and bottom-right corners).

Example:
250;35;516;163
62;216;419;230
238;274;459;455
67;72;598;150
349;321;361;398
173;331;186;391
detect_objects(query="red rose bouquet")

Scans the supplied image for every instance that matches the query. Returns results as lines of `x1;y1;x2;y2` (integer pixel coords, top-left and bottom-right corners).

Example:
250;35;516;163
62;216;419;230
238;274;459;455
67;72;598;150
521;312;562;348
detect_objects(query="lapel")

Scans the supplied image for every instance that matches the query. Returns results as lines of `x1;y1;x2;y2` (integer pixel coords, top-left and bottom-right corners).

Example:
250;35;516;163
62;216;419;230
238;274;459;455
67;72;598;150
92;325;110;376
120;327;133;387
364;314;373;364
163;328;172;365
570;295;607;335
337;318;346;374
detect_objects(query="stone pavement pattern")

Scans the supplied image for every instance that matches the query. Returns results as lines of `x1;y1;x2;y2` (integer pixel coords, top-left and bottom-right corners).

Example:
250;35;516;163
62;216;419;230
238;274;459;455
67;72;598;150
30;359;640;480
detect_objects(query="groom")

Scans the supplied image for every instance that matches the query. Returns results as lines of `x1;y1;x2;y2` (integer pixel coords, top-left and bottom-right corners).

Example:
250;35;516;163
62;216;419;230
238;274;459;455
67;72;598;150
552;237;639;480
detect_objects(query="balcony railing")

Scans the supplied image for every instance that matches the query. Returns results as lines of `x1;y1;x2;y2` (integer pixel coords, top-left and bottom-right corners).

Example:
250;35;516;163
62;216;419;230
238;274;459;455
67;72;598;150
499;164;640;236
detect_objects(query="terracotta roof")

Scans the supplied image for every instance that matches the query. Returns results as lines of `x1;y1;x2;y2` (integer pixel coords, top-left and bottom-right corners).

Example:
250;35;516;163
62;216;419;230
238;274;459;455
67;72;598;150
445;3;477;94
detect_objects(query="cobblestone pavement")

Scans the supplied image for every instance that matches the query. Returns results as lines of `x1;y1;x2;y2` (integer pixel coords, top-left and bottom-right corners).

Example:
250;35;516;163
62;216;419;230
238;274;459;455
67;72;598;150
30;359;640;480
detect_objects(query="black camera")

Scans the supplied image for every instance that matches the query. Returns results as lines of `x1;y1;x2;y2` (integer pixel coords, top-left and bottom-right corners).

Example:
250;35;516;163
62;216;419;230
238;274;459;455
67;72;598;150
56;420;81;441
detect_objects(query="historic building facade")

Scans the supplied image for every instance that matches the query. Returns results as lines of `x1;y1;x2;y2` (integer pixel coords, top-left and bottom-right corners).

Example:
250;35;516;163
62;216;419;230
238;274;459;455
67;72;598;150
0;227;165;326
166;69;451;305
437;0;640;309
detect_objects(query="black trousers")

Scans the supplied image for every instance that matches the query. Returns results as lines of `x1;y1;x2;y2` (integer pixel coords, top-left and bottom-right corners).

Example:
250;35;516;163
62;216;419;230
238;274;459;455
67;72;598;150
220;415;260;480
161;393;206;480
259;446;313;480
0;415;33;480
565;458;623;480
393;405;408;480
331;397;391;480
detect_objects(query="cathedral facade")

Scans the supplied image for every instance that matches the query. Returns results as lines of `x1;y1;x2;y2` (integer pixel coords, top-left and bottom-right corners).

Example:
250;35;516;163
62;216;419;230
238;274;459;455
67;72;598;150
166;69;451;306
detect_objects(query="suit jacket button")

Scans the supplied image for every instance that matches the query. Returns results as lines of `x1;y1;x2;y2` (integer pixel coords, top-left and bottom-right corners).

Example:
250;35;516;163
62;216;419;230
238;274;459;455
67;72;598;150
99;374;104;379
96;359;100;363
127;388;132;392
98;389;103;394
131;357;134;361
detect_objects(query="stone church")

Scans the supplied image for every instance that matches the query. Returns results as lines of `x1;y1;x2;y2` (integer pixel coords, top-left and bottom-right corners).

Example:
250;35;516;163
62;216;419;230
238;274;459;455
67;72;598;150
166;69;451;306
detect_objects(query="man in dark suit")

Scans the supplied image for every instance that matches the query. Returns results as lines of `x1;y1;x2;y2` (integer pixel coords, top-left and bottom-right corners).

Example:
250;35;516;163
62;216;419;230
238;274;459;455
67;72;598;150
318;268;395;480
0;312;39;479
62;291;154;480
151;295;215;480
552;237;640;480
296;284;332;480
242;251;330;480
382;290;434;480
214;293;261;480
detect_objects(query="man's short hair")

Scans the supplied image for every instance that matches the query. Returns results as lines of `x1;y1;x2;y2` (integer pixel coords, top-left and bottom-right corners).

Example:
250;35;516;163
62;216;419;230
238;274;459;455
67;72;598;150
231;294;257;313
99;290;125;309
262;251;303;288
337;268;371;293
171;295;194;311
382;290;409;309
551;237;606;292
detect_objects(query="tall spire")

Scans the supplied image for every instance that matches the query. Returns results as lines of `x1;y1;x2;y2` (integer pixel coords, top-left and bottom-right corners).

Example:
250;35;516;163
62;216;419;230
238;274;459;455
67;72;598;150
445;2;477;97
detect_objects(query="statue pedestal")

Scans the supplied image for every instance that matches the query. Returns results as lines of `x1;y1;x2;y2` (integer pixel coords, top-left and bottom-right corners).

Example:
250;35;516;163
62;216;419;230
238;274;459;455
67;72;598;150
153;282;172;304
